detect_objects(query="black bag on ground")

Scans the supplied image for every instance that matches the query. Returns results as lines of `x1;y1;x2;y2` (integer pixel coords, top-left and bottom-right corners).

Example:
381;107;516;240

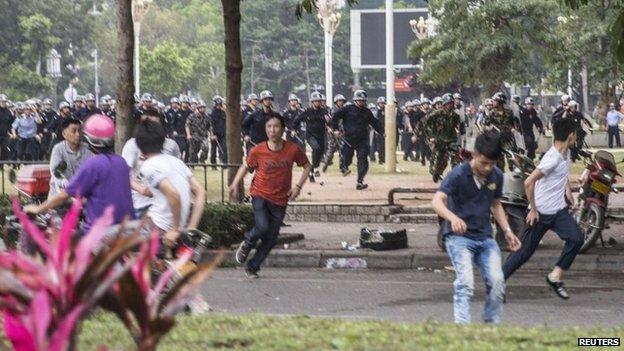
359;228;408;251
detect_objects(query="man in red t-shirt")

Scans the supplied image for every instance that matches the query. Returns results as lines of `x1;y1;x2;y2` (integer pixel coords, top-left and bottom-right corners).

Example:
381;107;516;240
229;112;312;278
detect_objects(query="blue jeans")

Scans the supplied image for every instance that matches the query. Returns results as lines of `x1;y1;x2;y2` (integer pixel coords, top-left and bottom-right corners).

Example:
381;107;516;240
244;197;286;272
446;235;505;324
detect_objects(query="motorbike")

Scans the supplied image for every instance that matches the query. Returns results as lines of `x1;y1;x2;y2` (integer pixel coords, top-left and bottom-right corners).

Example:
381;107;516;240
494;149;535;251
573;149;622;253
4;162;213;263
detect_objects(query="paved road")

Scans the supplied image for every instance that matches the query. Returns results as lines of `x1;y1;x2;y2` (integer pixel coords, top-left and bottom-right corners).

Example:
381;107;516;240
201;268;624;327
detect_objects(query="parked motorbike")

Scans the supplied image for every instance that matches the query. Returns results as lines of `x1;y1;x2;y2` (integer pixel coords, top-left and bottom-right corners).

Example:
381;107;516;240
494;149;535;251
574;149;622;253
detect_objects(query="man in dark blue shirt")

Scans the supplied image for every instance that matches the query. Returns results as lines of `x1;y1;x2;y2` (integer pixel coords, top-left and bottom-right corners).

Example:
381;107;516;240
431;131;521;324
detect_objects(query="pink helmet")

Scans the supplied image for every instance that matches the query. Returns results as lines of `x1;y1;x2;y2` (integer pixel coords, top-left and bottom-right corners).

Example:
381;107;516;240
83;113;115;149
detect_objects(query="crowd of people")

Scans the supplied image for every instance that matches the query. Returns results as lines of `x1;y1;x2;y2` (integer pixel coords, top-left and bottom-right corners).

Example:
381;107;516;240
2;89;621;187
3;86;623;323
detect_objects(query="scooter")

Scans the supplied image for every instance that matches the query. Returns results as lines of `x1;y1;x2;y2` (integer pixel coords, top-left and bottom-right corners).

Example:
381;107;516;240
494;149;535;250
574;149;622;253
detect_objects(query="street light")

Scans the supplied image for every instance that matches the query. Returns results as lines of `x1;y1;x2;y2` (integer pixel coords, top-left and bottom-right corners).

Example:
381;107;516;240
409;16;430;100
132;0;152;96
316;0;344;107
46;49;62;106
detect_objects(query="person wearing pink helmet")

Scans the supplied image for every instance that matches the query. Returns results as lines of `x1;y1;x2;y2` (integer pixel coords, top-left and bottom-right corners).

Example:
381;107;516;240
25;113;135;233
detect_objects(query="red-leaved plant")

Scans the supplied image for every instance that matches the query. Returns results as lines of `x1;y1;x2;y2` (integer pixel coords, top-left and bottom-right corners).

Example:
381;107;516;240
0;197;222;351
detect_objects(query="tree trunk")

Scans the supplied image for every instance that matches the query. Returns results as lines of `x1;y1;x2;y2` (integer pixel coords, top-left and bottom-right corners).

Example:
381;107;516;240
115;0;135;154
221;0;243;200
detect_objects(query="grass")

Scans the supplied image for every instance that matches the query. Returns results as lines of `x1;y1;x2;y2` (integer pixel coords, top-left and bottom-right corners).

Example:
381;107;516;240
26;312;614;350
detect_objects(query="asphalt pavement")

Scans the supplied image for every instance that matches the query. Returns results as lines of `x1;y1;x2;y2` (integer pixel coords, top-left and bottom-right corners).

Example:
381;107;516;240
201;268;624;327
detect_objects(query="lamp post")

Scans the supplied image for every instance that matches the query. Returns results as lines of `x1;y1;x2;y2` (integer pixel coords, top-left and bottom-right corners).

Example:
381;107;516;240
317;0;344;107
384;0;397;173
132;0;152;96
91;49;100;107
409;16;430;100
46;49;62;106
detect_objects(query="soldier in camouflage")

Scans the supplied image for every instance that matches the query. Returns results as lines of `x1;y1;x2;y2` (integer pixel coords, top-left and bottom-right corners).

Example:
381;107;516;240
482;92;519;169
425;93;464;182
185;99;212;164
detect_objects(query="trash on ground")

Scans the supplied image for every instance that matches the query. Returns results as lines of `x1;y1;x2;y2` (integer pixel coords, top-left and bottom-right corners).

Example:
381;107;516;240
325;258;367;269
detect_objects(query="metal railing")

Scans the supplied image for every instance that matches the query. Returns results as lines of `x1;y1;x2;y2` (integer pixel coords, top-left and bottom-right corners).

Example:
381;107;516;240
0;161;243;203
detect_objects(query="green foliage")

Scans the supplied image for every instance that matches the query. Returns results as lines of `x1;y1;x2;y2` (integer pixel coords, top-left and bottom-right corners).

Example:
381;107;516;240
408;0;558;95
64;312;624;350
18;14;60;70
140;41;194;97
0;62;52;101
197;203;254;247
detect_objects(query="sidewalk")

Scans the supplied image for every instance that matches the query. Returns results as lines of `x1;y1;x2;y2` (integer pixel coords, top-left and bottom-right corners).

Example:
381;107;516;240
208;221;624;273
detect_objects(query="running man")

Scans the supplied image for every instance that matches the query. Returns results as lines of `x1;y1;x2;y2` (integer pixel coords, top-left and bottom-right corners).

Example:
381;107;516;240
229;112;312;278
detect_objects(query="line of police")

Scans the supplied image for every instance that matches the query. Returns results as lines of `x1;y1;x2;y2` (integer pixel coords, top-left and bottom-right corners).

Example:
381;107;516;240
0;89;589;185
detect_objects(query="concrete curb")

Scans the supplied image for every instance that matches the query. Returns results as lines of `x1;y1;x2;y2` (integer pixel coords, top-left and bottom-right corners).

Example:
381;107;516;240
203;249;624;272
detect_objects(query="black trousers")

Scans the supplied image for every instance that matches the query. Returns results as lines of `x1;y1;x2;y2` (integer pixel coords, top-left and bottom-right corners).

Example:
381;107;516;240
608;126;621;148
503;208;583;280
340;139;369;183
307;133;326;169
210;136;228;164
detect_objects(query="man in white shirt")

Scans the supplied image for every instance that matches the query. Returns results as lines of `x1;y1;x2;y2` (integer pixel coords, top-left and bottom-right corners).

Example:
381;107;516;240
134;120;205;245
122;109;181;218
503;118;583;300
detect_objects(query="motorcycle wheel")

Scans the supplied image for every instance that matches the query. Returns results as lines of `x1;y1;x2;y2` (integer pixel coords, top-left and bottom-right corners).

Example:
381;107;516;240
575;203;605;254
495;206;528;251
437;216;446;252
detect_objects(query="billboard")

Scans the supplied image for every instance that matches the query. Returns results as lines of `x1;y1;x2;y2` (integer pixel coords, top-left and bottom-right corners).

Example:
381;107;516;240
350;8;429;69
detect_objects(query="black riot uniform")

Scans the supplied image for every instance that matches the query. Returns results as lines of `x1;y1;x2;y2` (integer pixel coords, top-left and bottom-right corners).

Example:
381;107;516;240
283;105;305;150
0;106;14;160
293;106;329;171
331;99;384;188
210;107;228;164
519;106;544;160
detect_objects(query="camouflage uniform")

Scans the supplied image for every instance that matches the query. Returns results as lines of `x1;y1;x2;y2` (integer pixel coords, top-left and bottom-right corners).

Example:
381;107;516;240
484;107;518;169
186;112;211;163
424;109;462;181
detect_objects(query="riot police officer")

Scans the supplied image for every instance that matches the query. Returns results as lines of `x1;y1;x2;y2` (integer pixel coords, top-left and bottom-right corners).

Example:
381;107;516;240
519;97;544;160
242;90;274;153
77;93;101;121
331;90;384;190
100;97;116;121
186;99;212;165
39;98;58;159
283;93;305;150
164;97;182;137
567;100;593;160
551;94;571;127
293;91;330;182
0;94;15;160
209;97;228;165
322;94;347;172
424;93;463;182
370;97;386;163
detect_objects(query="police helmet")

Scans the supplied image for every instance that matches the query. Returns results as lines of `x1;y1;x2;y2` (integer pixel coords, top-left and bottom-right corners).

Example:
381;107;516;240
259;90;274;101
353;89;368;101
310;91;323;102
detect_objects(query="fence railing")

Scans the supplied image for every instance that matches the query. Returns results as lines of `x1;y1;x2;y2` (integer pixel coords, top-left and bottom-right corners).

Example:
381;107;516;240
0;161;243;203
